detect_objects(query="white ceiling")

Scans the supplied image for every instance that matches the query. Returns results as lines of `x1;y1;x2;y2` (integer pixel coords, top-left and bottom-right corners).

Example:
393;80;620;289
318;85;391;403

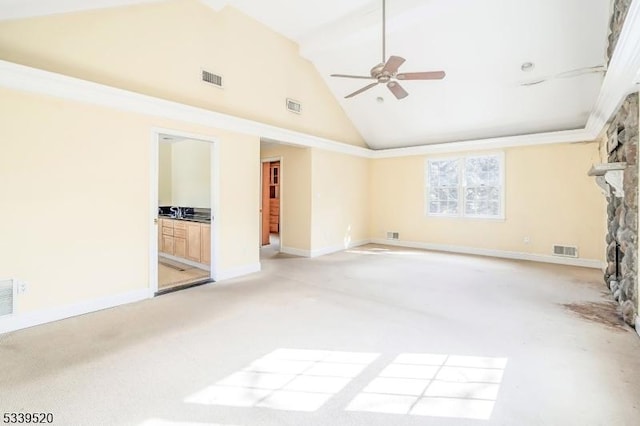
205;0;612;149
0;0;613;150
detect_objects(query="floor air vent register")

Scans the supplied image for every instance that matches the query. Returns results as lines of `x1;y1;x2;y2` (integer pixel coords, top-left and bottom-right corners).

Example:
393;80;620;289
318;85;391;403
552;245;578;258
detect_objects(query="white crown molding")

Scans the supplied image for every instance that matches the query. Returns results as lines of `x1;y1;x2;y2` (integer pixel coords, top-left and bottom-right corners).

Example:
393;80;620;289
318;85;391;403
0;60;372;158
0;0;639;161
0;60;601;160
0;0;163;22
369;128;591;158
585;0;640;138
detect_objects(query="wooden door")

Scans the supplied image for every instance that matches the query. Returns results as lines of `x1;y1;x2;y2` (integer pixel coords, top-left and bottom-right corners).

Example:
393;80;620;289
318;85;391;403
161;235;174;255
186;222;201;262
261;162;270;245
174;237;186;258
201;224;211;265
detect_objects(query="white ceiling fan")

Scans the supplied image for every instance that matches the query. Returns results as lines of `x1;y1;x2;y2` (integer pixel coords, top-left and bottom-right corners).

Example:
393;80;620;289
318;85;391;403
330;0;446;99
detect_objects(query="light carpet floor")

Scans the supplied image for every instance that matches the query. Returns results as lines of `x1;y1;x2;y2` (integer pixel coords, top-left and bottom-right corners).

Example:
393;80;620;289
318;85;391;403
1;244;640;426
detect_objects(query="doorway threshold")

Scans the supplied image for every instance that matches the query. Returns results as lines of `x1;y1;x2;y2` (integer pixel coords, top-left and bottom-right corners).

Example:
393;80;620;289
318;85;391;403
155;278;214;296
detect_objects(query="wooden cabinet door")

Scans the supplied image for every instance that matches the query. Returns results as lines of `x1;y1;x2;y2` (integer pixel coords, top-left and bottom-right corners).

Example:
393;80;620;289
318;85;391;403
186;222;201;262
162;234;174;255
174;237;186;258
201;224;211;265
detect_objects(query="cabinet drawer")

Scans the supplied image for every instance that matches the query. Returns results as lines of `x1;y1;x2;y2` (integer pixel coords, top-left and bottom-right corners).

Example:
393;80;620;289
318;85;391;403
269;216;279;224
173;221;187;230
162;219;174;228
174;228;186;238
162;227;173;236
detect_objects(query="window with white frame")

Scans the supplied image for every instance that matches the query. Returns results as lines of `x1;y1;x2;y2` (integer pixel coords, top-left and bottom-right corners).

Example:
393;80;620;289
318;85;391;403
426;153;504;218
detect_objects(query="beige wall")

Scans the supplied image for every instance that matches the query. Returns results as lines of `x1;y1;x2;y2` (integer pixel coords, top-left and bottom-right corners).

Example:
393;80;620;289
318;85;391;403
261;144;312;252
171;139;211;208
370;142;607;261
158;142;172;205
311;149;370;252
0;87;259;314
0;0;364;147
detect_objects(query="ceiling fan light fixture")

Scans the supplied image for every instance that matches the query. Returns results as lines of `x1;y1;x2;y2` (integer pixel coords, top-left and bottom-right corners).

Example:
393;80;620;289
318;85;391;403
521;62;535;72
330;0;445;100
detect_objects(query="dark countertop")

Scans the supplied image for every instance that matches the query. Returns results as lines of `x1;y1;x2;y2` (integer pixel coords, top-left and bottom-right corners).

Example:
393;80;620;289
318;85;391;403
159;214;211;224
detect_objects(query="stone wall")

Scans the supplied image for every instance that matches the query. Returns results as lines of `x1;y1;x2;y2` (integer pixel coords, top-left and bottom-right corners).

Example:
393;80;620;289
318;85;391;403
603;0;639;326
604;93;639;325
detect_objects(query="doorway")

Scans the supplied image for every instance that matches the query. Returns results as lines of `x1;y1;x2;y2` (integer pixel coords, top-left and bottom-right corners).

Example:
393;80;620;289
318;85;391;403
261;158;281;256
150;130;218;295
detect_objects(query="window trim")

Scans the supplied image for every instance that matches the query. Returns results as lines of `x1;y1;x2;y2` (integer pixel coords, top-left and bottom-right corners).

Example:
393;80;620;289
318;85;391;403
425;152;505;220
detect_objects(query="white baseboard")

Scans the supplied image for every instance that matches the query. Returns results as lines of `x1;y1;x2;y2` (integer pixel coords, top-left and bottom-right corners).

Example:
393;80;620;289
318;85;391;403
370;238;605;269
0;288;150;335
281;240;371;258
213;262;261;281
159;253;210;271
310;239;371;258
280;246;311;257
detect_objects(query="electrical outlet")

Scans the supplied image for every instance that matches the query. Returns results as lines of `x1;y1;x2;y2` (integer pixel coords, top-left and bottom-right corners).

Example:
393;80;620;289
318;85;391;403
523;236;531;244
17;280;28;294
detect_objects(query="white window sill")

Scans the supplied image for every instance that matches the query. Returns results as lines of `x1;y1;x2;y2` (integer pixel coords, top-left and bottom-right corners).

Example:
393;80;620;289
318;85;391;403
426;213;506;222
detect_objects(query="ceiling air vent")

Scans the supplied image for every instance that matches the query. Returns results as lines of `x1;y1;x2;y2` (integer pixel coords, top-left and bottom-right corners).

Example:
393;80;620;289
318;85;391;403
387;232;399;240
202;70;223;88
286;98;302;114
0;279;14;317
553;245;578;258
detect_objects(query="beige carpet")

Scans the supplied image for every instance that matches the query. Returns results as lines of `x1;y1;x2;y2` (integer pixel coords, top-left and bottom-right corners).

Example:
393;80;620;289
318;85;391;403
1;244;640;426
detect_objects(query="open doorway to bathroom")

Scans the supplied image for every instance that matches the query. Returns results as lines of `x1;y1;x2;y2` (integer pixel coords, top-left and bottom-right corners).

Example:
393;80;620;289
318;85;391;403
156;134;214;294
261;158;281;257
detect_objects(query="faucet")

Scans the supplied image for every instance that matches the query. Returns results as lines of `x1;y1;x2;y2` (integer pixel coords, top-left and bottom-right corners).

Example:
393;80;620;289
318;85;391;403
170;206;181;219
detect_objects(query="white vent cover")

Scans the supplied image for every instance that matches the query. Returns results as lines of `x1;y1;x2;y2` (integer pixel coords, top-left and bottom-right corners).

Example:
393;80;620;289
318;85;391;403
553;245;578;258
386;232;399;240
0;279;14;317
286;98;302;114
202;70;223;87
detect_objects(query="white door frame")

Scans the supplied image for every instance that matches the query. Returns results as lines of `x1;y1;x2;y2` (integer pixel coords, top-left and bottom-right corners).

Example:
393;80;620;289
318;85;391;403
149;127;220;295
260;156;283;250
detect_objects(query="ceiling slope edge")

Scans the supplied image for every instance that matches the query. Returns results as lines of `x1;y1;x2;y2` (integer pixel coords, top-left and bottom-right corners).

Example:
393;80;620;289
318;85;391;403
0;60;372;158
0;0;638;162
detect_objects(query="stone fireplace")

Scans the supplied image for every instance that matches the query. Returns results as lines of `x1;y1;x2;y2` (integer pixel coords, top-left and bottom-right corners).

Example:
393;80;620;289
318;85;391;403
589;0;640;328
599;93;639;326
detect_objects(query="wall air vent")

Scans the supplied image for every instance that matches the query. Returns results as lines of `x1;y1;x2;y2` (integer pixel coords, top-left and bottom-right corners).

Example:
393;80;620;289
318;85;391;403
202;70;223;88
386;232;399;240
0;279;14;317
286;98;302;114
553;245;578;258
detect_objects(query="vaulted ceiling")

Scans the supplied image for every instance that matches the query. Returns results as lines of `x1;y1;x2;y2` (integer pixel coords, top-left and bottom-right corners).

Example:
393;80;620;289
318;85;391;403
0;0;613;150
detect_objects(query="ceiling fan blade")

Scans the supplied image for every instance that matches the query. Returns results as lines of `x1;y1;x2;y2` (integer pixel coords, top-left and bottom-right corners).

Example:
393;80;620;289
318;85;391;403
382;56;406;74
396;71;446;80
330;74;376;80
345;82;379;98
387;81;408;99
